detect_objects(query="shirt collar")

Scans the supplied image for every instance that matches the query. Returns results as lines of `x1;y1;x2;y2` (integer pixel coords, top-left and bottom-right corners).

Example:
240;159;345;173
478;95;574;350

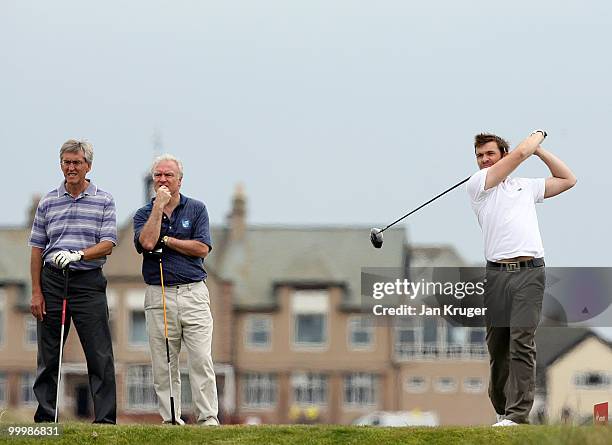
57;179;97;198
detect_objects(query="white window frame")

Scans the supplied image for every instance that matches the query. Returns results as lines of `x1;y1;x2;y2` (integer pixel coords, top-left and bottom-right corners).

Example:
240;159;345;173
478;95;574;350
292;372;328;406
0;372;7;407
344;373;378;406
125;365;157;411
21;372;36;406
0;288;5;348
245;315;272;350
107;288;118;345
404;375;429;394
126;291;147;348
291;290;329;350
242;372;278;409
347;316;375;351
24;317;38;349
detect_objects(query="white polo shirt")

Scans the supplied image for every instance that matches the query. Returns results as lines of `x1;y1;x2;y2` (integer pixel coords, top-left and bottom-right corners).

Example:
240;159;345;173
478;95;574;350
466;168;546;262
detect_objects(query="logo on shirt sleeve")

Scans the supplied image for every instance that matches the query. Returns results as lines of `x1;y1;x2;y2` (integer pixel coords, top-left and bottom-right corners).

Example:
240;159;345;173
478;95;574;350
181;219;191;229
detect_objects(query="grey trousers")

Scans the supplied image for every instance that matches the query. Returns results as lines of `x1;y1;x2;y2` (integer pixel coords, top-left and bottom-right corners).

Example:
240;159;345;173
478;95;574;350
144;281;219;424
484;265;545;424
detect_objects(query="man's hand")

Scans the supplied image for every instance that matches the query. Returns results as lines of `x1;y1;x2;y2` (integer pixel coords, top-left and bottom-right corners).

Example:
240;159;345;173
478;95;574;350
31;290;46;321
156;186;172;208
52;250;84;269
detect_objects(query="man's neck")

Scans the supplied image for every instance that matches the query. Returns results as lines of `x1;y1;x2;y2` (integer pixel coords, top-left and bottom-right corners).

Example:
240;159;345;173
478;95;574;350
65;180;89;198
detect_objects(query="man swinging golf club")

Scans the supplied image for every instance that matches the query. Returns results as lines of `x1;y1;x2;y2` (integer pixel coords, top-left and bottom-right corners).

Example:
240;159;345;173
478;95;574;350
133;154;219;426
466;130;576;426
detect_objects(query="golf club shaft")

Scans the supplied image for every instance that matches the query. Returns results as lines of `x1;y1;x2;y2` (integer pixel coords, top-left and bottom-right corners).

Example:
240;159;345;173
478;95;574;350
380;176;470;233
54;268;69;423
159;259;176;425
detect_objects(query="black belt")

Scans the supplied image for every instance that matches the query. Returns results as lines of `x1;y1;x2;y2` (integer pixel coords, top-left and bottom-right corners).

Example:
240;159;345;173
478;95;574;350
44;264;101;276
487;258;545;271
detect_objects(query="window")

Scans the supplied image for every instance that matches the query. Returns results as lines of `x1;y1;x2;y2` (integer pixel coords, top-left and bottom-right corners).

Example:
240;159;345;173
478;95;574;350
404;376;428;393
24;317;37;347
445;324;466;358
129;311;148;346
422;318;439;358
0;372;7;407
467;327;486;358
434;376;457;393
463;377;485;393
292;290;328;347
344;373;378;406
126;365;157;410
21;372;36;405
348;316;374;349
0;288;5;346
292;372;328;406
242;373;277;408
574;371;611;389
245;315;272;349
180;370;192;410
394;318;420;359
107;288;118;343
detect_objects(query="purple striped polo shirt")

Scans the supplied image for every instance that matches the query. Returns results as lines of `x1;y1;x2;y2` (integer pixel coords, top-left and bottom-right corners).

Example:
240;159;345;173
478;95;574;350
28;180;117;270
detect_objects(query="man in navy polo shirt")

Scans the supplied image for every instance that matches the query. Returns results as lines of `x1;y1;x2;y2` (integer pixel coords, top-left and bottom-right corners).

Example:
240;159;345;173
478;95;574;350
29;139;117;423
133;154;218;425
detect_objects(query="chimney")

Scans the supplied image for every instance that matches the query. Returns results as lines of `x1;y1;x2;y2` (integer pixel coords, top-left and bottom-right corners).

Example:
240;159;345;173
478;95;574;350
27;194;42;227
144;172;154;204
227;183;247;242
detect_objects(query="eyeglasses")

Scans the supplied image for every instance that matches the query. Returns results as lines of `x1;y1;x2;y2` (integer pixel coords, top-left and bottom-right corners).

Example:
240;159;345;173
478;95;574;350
61;159;86;167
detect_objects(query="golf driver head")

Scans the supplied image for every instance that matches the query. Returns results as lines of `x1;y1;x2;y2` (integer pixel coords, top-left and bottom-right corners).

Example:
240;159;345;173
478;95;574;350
370;228;383;248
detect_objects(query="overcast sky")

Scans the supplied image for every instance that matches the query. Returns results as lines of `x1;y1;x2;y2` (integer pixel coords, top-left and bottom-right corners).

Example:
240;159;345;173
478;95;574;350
2;2;610;264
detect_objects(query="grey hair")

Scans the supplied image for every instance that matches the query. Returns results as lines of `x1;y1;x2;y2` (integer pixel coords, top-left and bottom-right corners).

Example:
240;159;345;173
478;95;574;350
151;153;184;179
60;139;94;165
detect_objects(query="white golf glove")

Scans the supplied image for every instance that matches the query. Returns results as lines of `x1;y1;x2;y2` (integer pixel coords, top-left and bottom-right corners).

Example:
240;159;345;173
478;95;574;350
52;250;84;269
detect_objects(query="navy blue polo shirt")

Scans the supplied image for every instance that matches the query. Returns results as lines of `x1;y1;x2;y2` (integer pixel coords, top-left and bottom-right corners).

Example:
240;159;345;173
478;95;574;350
133;194;212;285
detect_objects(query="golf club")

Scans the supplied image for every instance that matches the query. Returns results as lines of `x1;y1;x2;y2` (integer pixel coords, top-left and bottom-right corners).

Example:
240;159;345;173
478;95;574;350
159;257;177;425
54;267;69;423
370;176;470;248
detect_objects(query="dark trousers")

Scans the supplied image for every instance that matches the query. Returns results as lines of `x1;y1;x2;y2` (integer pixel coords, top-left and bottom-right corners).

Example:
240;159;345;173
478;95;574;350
33;266;116;424
484;266;545;424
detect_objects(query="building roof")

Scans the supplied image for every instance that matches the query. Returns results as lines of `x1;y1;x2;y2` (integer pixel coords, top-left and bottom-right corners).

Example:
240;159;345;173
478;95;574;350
534;327;599;392
214;225;407;308
0;228;31;283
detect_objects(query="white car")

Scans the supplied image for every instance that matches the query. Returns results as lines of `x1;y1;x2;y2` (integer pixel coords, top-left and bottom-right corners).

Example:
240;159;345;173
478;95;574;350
352;410;439;427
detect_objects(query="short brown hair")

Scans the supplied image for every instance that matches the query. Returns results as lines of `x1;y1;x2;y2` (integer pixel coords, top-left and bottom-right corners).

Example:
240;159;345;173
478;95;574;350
474;133;509;154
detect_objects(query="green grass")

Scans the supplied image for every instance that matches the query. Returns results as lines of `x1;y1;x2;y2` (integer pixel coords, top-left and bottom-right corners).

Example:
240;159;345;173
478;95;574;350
1;424;610;445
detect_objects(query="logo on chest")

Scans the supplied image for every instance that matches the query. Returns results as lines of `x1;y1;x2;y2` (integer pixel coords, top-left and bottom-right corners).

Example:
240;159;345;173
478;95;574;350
181;219;191;229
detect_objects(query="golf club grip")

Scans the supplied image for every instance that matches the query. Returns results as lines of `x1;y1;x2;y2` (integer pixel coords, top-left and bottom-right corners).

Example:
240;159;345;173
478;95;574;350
382;176;470;232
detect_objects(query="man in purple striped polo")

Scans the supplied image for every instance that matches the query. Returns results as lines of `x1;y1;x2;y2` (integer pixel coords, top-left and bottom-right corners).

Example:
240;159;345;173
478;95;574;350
29;139;117;424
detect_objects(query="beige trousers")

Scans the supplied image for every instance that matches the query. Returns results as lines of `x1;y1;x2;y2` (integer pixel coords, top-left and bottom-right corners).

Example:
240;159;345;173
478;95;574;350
144;281;218;424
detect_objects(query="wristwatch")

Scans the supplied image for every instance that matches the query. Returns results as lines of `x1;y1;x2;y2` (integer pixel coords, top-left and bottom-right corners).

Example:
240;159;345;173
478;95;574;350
76;250;84;260
162;235;169;245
